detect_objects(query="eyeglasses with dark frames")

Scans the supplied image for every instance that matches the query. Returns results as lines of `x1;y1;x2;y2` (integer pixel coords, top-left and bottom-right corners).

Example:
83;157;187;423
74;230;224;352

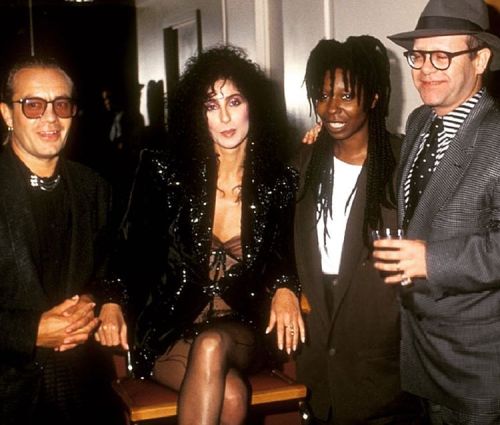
403;47;483;71
11;97;78;119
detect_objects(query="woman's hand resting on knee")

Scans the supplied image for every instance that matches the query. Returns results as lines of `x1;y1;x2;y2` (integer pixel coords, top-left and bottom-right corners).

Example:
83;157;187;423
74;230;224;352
266;288;305;354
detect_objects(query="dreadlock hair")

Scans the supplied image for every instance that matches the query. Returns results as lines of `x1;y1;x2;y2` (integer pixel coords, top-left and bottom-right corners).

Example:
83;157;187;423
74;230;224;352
302;35;396;247
166;44;289;187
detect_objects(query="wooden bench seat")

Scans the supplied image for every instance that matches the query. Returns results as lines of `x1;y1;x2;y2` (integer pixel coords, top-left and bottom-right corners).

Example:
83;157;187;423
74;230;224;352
112;368;307;423
112;295;311;423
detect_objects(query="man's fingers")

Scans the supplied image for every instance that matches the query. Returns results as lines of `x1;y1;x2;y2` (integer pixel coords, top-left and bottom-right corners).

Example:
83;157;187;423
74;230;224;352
54;296;80;316
65;302;96;333
61;332;91;346
57;343;78;352
65;317;100;340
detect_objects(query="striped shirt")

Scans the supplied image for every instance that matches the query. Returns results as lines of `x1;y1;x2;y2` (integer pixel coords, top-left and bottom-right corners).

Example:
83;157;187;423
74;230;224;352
403;88;484;211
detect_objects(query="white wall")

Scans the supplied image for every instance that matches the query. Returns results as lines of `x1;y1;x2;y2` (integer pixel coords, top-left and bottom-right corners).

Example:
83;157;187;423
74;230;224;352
282;0;330;132
226;0;257;61
135;0;428;133
281;0;428;134
135;0;224;124
331;0;428;133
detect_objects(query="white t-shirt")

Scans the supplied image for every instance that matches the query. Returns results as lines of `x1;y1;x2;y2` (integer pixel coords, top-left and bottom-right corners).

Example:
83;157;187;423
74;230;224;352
317;156;362;275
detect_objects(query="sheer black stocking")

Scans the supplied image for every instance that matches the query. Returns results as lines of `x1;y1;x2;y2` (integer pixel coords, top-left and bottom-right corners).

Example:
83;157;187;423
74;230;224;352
152;321;257;425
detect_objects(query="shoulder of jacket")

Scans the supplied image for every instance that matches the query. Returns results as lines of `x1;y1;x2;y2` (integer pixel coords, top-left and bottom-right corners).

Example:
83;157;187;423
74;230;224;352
272;163;299;199
407;104;432;124
65;159;109;188
478;98;500;125
138;148;172;167
137;148;181;181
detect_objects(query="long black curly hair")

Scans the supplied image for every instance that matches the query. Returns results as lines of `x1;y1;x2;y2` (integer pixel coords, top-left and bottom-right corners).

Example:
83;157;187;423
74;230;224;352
166;44;289;186
302;35;396;247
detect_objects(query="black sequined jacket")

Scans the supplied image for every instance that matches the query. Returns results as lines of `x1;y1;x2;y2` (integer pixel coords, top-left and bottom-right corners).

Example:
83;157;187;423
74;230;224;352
117;148;300;377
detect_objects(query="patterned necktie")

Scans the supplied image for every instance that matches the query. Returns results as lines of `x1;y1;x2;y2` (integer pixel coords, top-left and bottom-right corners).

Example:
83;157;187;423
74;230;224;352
403;117;443;229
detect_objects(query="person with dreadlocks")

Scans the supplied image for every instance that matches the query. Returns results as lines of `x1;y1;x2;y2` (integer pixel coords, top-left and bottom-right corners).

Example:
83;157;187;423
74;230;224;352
293;36;423;424
113;45;304;425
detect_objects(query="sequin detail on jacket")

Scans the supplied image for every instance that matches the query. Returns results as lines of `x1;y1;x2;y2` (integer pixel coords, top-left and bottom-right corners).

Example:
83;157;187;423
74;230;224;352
117;149;300;377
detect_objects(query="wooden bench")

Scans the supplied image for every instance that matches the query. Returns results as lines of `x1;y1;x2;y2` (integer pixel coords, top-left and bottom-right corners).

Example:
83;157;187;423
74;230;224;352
112;295;311;424
112;368;307;424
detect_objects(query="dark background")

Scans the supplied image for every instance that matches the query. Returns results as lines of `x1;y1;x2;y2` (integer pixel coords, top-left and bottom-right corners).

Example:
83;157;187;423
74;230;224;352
0;0;137;102
0;0;140;166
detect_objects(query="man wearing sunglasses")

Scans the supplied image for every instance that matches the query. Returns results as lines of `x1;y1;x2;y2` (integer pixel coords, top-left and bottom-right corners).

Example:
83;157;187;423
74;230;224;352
372;0;500;423
0;57;127;424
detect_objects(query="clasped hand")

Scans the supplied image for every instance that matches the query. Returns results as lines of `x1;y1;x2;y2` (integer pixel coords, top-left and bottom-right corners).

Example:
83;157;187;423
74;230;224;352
37;294;128;352
266;288;306;354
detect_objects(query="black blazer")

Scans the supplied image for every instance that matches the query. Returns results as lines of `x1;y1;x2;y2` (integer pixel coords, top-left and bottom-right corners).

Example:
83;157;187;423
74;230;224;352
294;136;420;423
0;147;118;421
118;149;300;377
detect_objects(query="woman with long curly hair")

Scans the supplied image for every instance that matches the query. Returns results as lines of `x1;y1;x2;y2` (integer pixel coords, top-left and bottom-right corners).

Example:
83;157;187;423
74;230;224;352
116;45;304;425
293;36;423;424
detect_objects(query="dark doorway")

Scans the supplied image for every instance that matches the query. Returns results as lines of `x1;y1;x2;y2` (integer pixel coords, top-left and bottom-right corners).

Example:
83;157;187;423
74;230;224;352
163;9;202;105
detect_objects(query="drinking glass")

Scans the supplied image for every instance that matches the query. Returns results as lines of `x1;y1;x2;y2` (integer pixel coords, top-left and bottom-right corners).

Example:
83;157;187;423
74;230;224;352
371;228;405;279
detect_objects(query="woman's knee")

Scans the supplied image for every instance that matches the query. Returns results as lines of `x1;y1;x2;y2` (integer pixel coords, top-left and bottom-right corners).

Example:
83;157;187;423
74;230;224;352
191;330;228;366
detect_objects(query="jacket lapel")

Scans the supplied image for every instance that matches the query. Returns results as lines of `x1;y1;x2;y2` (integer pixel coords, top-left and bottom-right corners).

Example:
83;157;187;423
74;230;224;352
397;108;430;227
184;157;216;273
403;94;494;238
294;148;331;333
330;167;367;323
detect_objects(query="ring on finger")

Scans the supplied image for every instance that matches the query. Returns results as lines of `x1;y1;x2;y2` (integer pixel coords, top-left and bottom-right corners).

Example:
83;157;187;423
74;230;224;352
401;276;413;286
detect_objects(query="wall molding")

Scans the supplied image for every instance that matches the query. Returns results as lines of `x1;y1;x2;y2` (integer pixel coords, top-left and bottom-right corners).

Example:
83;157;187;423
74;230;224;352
254;0;271;75
221;0;228;44
324;0;333;38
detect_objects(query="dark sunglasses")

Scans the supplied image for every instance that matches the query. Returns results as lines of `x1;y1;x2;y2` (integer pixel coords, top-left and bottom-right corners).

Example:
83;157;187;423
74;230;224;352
12;97;78;119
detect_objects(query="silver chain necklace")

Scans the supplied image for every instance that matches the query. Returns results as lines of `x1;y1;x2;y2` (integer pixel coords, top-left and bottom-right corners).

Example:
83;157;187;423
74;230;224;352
29;174;61;192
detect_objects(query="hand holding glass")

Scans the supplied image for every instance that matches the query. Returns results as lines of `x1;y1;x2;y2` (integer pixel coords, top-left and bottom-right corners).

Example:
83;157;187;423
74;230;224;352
371;228;412;286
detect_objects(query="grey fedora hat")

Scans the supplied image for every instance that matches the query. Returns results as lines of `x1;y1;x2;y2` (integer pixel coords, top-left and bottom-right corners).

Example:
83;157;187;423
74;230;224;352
388;0;500;70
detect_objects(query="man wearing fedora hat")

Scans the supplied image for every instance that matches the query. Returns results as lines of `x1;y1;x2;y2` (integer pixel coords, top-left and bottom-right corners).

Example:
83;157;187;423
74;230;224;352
373;0;500;423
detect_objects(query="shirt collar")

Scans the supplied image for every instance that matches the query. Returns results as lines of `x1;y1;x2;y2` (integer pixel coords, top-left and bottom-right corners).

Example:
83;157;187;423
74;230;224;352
432;88;484;139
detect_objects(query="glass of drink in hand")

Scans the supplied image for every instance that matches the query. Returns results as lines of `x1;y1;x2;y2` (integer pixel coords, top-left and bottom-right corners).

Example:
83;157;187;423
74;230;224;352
371;228;405;279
